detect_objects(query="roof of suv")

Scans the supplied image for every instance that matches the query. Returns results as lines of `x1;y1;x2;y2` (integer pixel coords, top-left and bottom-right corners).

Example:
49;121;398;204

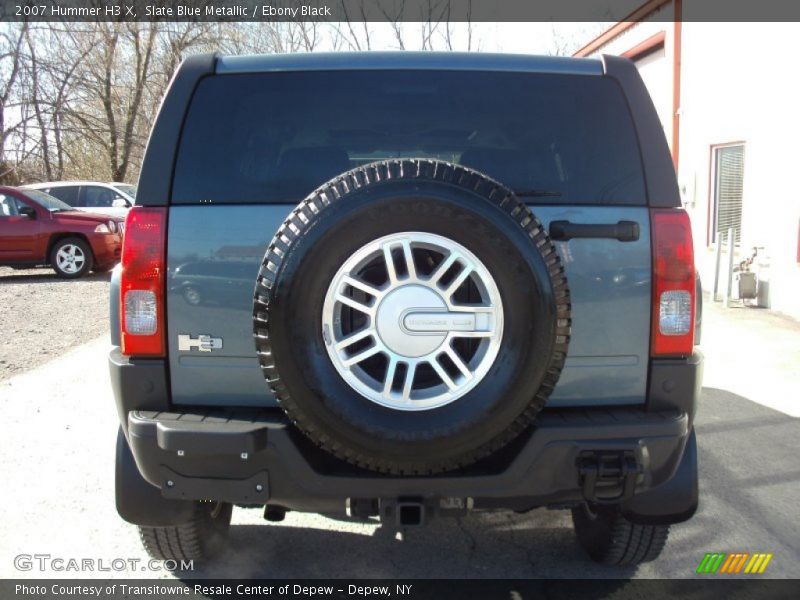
217;51;603;76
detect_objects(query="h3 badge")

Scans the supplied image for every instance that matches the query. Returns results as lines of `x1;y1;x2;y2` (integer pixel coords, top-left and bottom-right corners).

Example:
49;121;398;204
178;334;223;353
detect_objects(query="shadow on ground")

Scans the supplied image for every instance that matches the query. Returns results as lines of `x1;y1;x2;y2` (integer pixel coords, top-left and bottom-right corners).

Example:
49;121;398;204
182;511;639;580
669;387;800;578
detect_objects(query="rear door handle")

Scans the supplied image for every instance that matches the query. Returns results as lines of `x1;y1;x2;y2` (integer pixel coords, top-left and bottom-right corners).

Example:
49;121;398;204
549;220;640;242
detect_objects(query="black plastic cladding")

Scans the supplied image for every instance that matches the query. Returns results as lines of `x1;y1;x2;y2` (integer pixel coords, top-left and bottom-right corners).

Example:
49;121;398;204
137;53;679;209
601;55;681;209
136;53;217;206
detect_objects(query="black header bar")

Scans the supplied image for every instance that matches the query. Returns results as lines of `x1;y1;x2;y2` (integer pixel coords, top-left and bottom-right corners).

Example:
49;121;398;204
3;0;800;23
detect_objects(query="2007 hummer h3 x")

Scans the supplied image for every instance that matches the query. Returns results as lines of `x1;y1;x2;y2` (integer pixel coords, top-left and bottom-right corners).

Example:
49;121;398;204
110;52;702;566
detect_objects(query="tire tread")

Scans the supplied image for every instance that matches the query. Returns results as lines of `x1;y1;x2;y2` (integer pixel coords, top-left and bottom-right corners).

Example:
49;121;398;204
572;505;669;566
137;503;231;562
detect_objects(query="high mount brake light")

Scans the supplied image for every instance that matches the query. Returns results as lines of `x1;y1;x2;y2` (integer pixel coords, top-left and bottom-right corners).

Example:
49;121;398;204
650;209;695;357
120;207;166;357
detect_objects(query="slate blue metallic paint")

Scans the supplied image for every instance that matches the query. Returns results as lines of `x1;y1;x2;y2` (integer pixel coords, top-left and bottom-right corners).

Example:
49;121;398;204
166;206;283;406
536;206;652;405
165;205;651;407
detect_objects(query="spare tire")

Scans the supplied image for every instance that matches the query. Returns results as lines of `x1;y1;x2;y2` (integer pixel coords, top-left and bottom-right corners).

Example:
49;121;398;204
253;159;570;474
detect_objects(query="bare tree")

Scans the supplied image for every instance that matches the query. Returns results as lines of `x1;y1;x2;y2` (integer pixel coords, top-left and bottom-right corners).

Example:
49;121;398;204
0;22;28;183
379;1;407;50
19;24;91;181
61;23;159;182
419;0;449;51
338;1;478;53
336;1;373;51
295;20;321;51
465;0;473;51
218;21;325;56
24;26;51;179
157;22;217;89
547;22;611;57
442;0;474;52
5;16;486;184
547;25;574;57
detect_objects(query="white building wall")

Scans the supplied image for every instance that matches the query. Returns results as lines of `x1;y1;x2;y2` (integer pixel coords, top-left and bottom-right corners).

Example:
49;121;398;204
679;22;800;319
583;15;800;319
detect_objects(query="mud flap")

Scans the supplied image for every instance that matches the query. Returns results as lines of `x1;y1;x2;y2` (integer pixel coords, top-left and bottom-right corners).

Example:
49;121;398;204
115;428;196;527
622;429;698;525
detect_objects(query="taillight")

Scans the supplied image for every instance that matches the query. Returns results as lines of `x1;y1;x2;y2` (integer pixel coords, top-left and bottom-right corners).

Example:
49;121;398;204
120;207;166;356
651;209;695;357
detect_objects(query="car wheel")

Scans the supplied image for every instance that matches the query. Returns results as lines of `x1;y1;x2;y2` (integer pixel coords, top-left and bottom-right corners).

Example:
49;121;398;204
183;286;202;306
138;502;232;562
253;159;571;474
572;503;670;565
51;238;93;278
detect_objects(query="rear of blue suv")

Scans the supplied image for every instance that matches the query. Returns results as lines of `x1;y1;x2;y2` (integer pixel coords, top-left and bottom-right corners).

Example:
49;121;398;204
110;52;702;566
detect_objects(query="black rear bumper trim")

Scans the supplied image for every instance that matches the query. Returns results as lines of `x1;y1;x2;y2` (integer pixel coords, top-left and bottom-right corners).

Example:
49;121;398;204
127;406;691;516
112;348;701;524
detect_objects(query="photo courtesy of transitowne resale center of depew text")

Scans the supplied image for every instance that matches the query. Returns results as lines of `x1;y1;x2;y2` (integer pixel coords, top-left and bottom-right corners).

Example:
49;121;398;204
1;1;799;599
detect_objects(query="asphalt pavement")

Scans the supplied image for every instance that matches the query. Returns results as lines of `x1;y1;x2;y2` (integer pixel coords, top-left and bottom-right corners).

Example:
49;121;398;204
0;297;798;580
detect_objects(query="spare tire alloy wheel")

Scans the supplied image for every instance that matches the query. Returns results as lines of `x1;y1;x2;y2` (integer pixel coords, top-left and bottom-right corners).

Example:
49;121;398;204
322;231;503;410
254;160;571;474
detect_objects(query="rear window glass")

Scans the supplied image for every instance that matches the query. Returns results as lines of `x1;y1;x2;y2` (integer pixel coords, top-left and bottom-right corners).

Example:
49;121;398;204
173;70;645;205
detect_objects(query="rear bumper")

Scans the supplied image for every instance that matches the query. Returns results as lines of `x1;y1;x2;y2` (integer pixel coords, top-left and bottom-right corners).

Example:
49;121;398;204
110;348;702;525
126;406;691;512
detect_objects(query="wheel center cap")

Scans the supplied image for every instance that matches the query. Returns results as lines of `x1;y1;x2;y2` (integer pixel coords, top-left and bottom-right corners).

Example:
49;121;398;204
376;285;446;358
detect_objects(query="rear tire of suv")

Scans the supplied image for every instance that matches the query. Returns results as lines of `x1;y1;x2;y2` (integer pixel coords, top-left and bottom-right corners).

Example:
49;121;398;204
571;503;669;565
138;502;232;562
254;159;571;475
50;237;93;278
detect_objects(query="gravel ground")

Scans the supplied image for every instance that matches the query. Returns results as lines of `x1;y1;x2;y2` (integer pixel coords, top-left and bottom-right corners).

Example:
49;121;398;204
0;266;111;380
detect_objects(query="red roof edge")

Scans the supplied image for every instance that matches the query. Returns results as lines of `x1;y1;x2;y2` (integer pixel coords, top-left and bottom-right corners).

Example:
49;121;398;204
573;0;672;57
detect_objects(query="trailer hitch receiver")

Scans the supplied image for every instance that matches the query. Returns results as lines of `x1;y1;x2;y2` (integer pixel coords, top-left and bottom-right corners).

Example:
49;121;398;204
578;450;641;504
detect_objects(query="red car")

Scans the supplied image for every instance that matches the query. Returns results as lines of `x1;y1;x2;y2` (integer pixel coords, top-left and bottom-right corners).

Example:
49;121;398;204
0;186;123;278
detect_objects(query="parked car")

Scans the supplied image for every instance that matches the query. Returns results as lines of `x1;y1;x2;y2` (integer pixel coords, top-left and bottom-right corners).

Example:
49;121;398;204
111;53;702;566
0;186;123;278
170;260;257;306
23;181;135;219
